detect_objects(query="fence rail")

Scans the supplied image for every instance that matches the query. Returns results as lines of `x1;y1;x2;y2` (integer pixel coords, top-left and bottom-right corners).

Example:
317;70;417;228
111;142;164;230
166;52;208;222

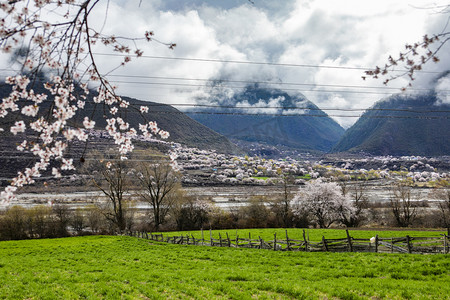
126;229;450;254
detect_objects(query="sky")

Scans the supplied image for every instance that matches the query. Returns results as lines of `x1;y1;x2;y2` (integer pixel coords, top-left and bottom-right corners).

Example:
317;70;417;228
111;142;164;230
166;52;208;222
4;0;450;128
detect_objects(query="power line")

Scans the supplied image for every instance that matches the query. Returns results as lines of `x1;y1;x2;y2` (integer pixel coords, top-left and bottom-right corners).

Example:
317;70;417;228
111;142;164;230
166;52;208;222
77;99;450;115
104;74;450;93
48;106;449;119
105;80;399;95
149;110;449;119
140;103;450;114
2;71;450;96
92;52;443;74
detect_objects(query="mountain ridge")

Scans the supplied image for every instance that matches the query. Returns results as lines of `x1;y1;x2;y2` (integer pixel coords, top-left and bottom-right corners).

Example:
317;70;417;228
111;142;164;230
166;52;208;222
332;93;450;156
186;86;346;153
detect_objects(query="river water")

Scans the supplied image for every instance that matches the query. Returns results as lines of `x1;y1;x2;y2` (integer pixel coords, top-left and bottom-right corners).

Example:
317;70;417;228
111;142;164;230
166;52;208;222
7;181;444;210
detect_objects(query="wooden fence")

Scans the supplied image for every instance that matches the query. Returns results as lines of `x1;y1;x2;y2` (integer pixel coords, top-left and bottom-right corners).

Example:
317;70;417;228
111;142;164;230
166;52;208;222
126;229;450;254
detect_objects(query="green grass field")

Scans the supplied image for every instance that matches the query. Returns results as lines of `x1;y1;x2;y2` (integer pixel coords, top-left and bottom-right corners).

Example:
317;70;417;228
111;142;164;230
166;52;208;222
0;233;449;299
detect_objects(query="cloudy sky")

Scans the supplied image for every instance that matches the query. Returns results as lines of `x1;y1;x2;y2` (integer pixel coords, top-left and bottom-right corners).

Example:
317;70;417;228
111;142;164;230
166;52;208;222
6;0;450;128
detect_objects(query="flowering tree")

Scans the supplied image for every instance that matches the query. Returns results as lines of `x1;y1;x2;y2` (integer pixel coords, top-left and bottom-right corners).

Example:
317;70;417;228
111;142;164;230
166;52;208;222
0;0;174;203
363;5;450;88
291;180;354;228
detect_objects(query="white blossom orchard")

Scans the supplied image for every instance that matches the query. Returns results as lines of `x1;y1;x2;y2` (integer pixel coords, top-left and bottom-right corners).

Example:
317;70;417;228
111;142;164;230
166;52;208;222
0;0;174;203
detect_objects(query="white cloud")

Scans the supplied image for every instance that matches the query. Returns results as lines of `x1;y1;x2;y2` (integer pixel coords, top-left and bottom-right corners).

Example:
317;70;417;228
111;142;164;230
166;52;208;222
16;0;445;127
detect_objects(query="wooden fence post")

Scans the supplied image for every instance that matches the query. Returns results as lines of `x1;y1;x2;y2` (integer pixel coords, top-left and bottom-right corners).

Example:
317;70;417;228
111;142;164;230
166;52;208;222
303;229;308;252
346;229;353;252
273;233;277;251
226;232;231;247
285;230;291;251
406;235;412;254
445;235;450;253
322;236;328;252
375;235;379;253
236;233;239;248
201;228;204;246
259;236;263;249
444;234;448;254
210;228;213;246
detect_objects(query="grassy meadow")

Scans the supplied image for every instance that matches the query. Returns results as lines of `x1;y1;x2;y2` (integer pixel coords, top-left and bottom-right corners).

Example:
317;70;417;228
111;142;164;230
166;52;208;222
0;231;449;299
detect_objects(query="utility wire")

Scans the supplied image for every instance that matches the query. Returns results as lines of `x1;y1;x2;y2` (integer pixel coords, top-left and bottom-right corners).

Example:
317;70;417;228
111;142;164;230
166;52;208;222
75;99;450;114
132;103;450;114
92;52;443;74
2;71;450;95
104;74;450;93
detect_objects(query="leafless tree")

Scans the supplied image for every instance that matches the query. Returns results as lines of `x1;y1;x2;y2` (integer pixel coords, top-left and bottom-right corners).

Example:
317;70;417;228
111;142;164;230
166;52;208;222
271;173;294;227
338;179;369;227
84;151;133;233
431;186;450;227
389;182;418;227
136;162;180;231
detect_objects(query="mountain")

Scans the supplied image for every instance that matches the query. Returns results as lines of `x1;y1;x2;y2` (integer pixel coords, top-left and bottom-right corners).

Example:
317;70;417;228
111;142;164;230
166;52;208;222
186;86;345;152
332;93;450;156
0;85;240;154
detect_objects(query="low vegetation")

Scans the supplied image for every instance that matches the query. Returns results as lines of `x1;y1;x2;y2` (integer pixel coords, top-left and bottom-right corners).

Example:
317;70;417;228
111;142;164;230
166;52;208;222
0;235;449;299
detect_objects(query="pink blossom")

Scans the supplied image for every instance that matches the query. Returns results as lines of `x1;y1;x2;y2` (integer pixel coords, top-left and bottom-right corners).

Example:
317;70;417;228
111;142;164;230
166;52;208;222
83;117;95;129
21;105;38;116
10;120;26;135
61;158;75;171
52;168;61;178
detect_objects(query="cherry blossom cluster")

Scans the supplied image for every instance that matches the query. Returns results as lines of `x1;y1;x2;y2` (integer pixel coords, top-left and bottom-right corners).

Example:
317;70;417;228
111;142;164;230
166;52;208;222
0;1;174;203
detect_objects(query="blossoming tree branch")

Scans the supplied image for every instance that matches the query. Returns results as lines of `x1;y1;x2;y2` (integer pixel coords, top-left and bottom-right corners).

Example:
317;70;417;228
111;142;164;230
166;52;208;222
0;0;174;202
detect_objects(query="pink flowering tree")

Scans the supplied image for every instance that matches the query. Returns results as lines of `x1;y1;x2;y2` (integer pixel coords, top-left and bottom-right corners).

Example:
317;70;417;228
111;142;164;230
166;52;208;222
291;179;354;228
363;5;450;88
0;1;174;203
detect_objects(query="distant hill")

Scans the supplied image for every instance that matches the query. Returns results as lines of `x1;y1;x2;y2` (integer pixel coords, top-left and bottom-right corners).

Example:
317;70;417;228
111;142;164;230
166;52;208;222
186;86;345;152
0;85;241;154
332;93;450;156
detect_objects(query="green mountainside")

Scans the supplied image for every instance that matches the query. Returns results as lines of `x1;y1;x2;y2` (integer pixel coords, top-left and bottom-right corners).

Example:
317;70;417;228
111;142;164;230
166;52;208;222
187;86;345;152
332;93;450;156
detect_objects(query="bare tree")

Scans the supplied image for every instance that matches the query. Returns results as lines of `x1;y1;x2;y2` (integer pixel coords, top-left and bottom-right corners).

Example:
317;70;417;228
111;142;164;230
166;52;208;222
136;162;180;231
389;183;418;227
338;179;369;227
84;151;133;233
431;186;450;227
271;173;294;227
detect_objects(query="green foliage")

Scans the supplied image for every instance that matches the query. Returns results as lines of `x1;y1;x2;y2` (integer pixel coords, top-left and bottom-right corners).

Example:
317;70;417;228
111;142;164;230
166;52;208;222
0;236;448;299
251;176;270;180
